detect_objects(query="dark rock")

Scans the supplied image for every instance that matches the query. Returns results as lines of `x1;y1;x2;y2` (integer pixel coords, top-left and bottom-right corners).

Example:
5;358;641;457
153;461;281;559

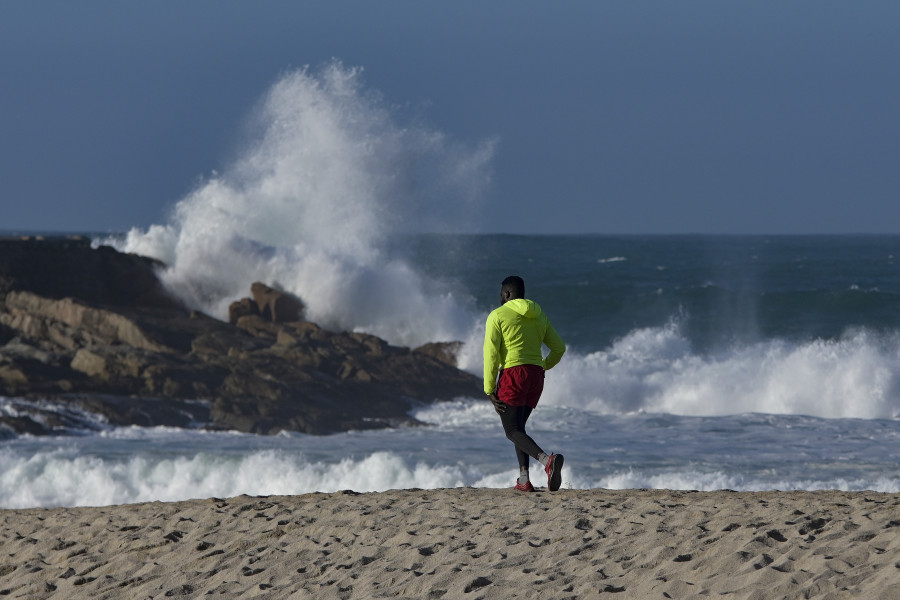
0;236;183;310
0;237;481;436
234;314;281;341
250;282;304;323
413;341;464;367
67;394;212;429
0;322;14;345
0;414;50;437
228;298;259;324
191;329;267;357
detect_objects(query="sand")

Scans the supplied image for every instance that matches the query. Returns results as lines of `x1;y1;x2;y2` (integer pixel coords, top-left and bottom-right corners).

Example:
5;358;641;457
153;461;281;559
1;487;899;599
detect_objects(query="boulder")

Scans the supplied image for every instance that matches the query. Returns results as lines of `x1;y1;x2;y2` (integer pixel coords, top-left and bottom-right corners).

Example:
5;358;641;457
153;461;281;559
250;282;304;323
70;348;108;378
413;341;464;367
0;362;28;387
228;297;259;324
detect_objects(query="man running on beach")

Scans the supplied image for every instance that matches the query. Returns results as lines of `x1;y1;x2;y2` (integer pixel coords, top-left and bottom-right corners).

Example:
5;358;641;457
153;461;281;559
484;275;567;492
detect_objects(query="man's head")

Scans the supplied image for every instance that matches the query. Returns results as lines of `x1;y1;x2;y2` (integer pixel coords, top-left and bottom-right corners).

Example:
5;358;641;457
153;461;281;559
500;275;525;305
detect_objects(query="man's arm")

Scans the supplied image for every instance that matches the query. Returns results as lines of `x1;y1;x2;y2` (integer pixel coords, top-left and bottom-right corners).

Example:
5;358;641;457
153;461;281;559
542;322;566;370
483;312;503;395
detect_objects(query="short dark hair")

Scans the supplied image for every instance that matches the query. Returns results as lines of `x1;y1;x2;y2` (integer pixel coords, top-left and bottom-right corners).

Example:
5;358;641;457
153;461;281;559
501;275;525;297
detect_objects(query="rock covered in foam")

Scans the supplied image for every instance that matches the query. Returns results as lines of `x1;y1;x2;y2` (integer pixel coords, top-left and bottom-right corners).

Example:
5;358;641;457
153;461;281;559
250;281;304;323
228;283;305;325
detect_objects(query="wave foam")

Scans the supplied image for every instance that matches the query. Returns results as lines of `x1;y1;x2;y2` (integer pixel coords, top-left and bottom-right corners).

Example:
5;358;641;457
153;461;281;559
5;443;897;509
542;323;900;419
0;448;476;509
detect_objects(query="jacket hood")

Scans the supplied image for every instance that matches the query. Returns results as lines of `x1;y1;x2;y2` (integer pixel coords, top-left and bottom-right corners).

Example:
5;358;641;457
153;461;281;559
504;298;542;319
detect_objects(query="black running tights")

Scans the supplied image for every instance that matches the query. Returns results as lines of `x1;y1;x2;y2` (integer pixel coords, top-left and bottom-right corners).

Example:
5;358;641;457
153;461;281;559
498;405;545;471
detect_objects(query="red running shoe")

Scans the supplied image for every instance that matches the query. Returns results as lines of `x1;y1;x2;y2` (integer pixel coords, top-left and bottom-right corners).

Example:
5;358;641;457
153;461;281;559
513;481;534;492
545;453;564;491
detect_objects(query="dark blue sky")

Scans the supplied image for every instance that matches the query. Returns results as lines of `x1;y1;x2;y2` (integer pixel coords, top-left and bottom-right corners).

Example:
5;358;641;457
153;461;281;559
2;1;898;234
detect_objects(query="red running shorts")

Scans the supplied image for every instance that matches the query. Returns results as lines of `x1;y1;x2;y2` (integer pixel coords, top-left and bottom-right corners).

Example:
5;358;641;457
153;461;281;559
497;364;545;408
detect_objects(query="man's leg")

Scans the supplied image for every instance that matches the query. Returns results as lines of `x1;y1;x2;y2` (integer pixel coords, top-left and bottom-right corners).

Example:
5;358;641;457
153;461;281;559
499;405;544;469
515;406;533;475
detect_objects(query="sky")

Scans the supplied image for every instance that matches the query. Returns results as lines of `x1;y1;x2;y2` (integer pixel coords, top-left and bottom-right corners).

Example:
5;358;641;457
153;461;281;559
1;1;899;235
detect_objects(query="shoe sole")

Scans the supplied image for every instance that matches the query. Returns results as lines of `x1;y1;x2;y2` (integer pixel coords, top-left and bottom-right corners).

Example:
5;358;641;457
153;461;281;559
548;454;564;491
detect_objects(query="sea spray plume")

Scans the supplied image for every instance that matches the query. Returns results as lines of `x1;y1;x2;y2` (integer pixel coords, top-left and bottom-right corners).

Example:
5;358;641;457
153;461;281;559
111;61;494;348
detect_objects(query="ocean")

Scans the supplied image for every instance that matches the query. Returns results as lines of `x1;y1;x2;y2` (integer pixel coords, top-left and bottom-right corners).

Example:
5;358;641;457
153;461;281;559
3;234;900;509
2;66;899;508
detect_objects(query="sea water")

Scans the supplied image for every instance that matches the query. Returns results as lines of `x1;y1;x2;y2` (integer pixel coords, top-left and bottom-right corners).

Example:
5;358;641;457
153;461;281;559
4;234;900;508
3;63;900;508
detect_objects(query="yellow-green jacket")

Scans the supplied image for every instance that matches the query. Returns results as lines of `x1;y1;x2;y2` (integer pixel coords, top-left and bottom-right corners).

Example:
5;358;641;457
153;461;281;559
483;298;566;395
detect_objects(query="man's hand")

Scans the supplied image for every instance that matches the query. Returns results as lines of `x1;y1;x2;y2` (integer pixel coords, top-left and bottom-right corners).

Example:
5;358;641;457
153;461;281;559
489;393;507;415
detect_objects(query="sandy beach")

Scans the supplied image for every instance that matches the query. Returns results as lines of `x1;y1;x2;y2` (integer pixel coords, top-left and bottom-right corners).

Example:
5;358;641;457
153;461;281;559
1;487;899;599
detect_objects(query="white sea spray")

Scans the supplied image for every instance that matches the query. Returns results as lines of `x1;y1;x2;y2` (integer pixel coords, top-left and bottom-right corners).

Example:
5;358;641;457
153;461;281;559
106;61;493;349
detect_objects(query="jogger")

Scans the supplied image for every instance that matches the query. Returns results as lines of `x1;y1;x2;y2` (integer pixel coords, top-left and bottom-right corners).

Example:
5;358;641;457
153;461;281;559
483;276;567;491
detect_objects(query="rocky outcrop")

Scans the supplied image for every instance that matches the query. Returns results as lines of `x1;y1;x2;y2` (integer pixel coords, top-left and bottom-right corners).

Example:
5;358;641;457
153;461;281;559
0;236;481;437
0;236;182;309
